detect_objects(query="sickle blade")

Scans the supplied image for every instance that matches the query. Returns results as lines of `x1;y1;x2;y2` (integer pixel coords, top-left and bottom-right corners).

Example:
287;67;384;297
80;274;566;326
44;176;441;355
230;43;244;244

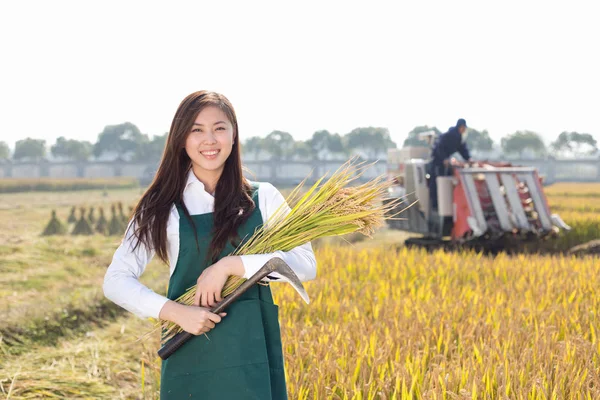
290;280;310;304
268;257;310;304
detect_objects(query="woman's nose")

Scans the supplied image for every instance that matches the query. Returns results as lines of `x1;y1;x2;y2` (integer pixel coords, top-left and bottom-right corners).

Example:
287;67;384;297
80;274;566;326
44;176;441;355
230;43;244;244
203;131;217;144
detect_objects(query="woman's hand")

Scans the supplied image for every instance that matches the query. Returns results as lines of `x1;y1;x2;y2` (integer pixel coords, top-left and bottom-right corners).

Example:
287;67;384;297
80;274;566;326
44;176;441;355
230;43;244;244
194;256;245;308
178;305;226;335
159;301;226;335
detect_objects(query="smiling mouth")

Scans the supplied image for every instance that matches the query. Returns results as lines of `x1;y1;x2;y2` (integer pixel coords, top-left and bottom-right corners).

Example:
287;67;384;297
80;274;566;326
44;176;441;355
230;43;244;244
200;149;220;157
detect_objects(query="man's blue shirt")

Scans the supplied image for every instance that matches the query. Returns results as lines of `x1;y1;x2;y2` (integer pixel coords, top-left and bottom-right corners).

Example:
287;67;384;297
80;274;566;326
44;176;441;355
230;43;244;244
431;126;470;166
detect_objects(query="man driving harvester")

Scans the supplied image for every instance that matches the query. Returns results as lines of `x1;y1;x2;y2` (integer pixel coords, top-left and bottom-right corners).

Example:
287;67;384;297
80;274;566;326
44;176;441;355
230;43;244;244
428;118;472;211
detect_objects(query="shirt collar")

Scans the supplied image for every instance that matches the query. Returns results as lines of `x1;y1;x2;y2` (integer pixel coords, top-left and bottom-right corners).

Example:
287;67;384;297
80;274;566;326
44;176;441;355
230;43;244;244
185;168;216;197
185;168;203;190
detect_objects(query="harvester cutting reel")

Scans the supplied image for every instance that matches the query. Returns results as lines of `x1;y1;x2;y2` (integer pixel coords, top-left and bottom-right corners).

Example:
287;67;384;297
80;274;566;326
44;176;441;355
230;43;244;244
433;164;571;248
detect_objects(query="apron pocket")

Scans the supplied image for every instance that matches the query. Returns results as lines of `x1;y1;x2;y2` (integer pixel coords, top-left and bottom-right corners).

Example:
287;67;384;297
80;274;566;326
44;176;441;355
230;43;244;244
258;299;285;371
162;298;270;378
258;299;288;399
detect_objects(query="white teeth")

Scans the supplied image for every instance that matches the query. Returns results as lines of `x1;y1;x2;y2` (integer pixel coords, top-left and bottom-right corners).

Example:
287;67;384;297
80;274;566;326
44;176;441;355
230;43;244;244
201;150;219;156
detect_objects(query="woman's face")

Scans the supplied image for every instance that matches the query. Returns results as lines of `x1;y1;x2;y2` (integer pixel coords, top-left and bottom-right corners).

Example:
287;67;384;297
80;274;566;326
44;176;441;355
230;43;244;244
184;106;235;177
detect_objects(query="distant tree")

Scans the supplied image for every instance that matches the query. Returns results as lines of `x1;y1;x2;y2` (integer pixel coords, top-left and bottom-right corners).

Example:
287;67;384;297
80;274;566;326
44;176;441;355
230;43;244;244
150;133;168;159
466;128;494;152
13;138;46;161
263;130;295;160
51;137;93;161
133;133;167;161
294;141;312;160
51;137;70;159
403;126;441;147
0;141;10;161
149;133;168;159
344;127;397;158
242;136;265;158
130;134;150;161
501;131;547;157
550;131;598;157
308;130;345;159
93;122;145;160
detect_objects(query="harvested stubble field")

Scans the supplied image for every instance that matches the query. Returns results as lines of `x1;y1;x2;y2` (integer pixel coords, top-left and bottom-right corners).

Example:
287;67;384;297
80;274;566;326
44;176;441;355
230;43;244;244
0;183;599;399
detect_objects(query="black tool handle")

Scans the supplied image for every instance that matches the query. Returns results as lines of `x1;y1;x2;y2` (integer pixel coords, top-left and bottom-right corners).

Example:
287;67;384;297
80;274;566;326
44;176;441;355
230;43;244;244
157;260;278;360
158;331;193;360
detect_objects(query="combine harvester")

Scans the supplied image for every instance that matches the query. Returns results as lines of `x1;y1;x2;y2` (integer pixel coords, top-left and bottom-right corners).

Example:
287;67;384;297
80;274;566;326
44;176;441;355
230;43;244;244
384;136;571;252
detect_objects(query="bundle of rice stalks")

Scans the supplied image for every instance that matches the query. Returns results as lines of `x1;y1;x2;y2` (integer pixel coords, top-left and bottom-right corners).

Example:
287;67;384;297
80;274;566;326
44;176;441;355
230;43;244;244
41;210;67;236
67;206;77;224
108;204;125;236
159;157;410;339
95;207;108;235
117;202;128;226
72;207;94;235
87;206;96;224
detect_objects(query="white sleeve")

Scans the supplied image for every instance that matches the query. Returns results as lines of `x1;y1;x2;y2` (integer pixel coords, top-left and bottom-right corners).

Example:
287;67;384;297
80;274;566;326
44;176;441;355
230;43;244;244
239;182;318;283
102;216;170;320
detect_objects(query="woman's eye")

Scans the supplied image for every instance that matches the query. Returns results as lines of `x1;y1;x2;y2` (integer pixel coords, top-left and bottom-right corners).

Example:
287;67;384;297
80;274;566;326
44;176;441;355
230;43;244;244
192;128;201;133
216;127;225;131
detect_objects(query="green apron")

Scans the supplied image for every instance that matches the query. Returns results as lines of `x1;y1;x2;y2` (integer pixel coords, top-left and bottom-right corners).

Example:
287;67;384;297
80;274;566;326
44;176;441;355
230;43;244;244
160;183;288;399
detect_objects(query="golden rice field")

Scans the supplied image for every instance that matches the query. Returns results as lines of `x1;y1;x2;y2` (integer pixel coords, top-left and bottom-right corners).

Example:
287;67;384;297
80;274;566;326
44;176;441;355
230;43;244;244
0;177;138;194
0;182;599;399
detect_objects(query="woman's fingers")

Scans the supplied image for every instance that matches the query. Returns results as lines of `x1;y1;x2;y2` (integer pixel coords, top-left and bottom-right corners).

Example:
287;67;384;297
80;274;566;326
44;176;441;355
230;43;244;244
192;287;199;306
199;326;210;335
206;288;220;307
195;263;229;309
207;311;224;323
181;306;227;336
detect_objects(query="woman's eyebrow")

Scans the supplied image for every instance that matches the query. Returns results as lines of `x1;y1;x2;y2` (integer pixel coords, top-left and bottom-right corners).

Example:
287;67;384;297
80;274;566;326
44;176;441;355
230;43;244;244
193;120;226;126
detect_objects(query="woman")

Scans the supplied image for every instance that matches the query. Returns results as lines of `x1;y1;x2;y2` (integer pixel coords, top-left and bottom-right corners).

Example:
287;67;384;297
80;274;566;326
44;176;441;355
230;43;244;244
103;90;317;399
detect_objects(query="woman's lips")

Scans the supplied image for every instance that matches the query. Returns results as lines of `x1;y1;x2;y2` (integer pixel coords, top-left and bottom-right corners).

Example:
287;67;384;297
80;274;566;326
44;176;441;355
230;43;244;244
200;149;220;160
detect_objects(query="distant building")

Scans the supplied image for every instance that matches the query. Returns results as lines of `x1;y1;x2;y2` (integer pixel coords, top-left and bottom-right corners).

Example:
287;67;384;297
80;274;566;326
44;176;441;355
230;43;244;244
94;150;136;162
349;148;387;160
241;149;272;161
315;148;346;161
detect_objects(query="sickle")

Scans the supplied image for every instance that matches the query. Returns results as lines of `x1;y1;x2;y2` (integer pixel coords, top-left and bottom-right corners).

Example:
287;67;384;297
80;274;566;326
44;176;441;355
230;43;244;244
158;257;309;360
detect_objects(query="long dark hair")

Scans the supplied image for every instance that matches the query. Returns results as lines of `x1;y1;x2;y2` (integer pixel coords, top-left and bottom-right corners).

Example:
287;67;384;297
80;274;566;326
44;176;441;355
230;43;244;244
128;91;256;266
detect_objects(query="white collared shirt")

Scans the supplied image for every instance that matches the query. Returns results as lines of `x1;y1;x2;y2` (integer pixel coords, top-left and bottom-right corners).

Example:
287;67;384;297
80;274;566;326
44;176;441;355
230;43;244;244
102;169;317;320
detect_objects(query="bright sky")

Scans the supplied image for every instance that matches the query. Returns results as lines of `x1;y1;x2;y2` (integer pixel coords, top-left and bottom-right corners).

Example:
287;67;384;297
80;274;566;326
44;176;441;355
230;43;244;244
1;0;598;151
